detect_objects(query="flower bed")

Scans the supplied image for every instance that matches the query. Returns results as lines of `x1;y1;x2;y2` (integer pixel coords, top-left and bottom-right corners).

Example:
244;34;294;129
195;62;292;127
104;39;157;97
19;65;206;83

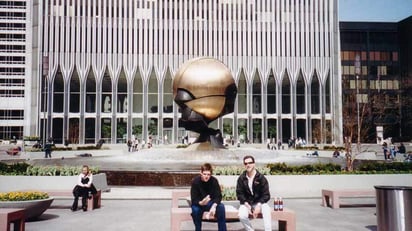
0;191;53;219
0;191;49;201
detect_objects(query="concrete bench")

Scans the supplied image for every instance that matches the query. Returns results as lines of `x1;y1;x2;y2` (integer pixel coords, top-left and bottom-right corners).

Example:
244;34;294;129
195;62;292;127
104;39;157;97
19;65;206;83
46;190;102;211
321;189;375;209
171;190;296;231
0;208;25;231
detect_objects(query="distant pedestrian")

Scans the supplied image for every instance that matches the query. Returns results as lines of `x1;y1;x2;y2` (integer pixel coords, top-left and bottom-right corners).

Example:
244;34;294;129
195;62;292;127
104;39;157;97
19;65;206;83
398;143;406;155
332;149;340;158
127;140;132;152
44;142;52;158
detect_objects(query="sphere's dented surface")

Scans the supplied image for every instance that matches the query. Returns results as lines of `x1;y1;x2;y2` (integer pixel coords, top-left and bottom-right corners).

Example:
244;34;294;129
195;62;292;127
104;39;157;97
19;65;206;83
173;57;237;122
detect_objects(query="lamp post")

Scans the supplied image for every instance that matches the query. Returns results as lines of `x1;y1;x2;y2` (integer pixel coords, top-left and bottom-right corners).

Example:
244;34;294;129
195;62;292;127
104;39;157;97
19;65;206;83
355;54;361;152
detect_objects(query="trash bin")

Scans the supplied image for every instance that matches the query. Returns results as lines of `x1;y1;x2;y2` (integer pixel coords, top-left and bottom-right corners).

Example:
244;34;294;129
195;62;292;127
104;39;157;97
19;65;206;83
374;185;412;231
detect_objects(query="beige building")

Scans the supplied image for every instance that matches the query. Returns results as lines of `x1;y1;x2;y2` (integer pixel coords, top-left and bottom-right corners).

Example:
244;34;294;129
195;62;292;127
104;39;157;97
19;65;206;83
19;0;343;145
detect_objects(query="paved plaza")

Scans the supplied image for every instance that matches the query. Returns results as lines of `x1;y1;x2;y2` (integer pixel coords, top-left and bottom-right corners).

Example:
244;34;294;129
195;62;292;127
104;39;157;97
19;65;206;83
24;187;377;231
2;143;407;230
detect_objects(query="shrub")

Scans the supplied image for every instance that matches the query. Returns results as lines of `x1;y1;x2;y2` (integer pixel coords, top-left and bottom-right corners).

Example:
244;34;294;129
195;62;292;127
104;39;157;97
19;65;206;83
0;162;30;175
267;162;342;175
357;162;412;173
77;145;100;150
25;165;99;176
51;147;73;151
221;186;237;201
0;191;49;201
23;136;40;141
323;145;345;151
176;144;188;149
214;166;270;175
295;146;319;150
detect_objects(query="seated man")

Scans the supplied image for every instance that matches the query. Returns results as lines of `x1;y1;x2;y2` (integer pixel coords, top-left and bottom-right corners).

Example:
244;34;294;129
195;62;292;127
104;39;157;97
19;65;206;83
236;155;272;231
190;163;227;231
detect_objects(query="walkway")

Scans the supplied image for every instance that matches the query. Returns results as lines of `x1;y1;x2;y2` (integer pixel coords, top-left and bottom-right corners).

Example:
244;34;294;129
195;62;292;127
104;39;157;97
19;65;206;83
24;186;377;231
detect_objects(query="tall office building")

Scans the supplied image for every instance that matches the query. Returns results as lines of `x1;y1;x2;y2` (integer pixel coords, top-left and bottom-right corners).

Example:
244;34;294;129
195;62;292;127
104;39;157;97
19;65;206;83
28;0;341;145
399;16;412;141
0;0;31;140
340;17;412;143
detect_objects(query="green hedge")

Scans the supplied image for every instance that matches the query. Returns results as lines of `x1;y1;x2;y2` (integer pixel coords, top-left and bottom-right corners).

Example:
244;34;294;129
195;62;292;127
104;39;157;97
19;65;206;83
214;166;271;175
295;146;319;150
323;146;346;151
0;163;99;176
26;165;99;176
267;162;412;175
221;186;237;201
215;162;412;175
77;145;101;150
357;162;412;174
267;163;342;175
0;162;30;175
23;136;40;141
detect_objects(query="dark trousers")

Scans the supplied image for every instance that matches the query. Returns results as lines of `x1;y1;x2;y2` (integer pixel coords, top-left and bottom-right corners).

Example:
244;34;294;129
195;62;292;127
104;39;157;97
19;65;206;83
72;186;89;210
191;201;227;231
44;150;51;158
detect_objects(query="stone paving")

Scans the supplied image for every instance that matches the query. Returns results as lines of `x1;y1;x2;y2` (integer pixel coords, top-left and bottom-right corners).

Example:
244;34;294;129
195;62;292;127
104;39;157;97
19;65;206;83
23;187;377;231
2;143;406;230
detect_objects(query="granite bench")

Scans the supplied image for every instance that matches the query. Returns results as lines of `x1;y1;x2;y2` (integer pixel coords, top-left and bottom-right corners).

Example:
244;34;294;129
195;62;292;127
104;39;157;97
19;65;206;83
0;208;25;231
321;189;375;209
170;190;296;231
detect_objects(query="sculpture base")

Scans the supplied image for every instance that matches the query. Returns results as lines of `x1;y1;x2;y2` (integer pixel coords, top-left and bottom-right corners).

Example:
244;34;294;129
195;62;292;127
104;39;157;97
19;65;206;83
193;129;226;149
186;142;217;151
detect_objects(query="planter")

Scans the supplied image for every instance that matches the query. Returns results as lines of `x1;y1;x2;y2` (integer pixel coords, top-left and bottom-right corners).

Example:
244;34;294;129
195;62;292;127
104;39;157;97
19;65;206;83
0;198;54;219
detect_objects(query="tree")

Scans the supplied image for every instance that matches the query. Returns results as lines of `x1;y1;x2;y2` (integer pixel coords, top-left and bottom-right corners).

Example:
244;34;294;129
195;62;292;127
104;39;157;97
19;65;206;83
132;125;142;136
268;126;276;139
223;123;232;136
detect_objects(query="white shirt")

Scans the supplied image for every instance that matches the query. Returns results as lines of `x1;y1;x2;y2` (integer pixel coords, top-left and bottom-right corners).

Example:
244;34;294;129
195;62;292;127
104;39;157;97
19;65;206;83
77;173;93;188
246;171;256;195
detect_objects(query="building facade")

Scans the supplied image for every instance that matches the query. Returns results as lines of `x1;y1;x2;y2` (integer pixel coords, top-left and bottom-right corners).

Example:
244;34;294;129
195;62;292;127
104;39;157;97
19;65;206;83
399;16;412;141
0;0;32;140
27;0;342;145
340;20;412;143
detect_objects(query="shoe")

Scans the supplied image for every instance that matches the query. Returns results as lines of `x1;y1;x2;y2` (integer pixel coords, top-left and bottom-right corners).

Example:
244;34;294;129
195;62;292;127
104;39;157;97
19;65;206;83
71;207;77;211
82;206;87;211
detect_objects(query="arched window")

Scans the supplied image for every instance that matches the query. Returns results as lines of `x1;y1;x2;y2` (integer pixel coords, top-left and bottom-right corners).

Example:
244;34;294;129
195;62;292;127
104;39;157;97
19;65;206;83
281;72;291;114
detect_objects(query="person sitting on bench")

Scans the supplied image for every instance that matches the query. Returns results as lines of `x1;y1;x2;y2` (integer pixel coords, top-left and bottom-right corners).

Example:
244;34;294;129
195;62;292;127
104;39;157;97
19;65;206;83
236;155;272;231
190;163;227;231
71;165;97;211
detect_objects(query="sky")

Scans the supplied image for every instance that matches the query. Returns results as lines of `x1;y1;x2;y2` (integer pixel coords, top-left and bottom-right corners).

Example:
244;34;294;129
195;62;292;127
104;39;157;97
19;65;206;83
339;0;412;22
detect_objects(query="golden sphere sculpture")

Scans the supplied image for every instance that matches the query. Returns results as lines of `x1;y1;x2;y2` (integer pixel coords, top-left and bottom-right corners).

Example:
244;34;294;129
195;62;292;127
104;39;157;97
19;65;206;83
173;57;237;147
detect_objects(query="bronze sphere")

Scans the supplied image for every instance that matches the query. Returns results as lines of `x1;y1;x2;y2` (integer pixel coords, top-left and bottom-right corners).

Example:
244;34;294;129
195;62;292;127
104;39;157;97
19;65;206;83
173;57;237;122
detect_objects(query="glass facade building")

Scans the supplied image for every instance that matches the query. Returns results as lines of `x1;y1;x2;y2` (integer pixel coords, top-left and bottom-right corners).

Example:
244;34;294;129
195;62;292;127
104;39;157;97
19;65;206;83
27;0;342;145
340;19;412;142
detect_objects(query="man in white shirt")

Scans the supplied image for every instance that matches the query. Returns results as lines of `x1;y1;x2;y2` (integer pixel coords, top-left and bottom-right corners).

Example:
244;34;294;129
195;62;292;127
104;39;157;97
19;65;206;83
236;155;271;231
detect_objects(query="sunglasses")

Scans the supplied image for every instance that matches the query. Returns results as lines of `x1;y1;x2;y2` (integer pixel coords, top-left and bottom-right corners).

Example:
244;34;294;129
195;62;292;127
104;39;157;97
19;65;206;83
244;161;254;165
